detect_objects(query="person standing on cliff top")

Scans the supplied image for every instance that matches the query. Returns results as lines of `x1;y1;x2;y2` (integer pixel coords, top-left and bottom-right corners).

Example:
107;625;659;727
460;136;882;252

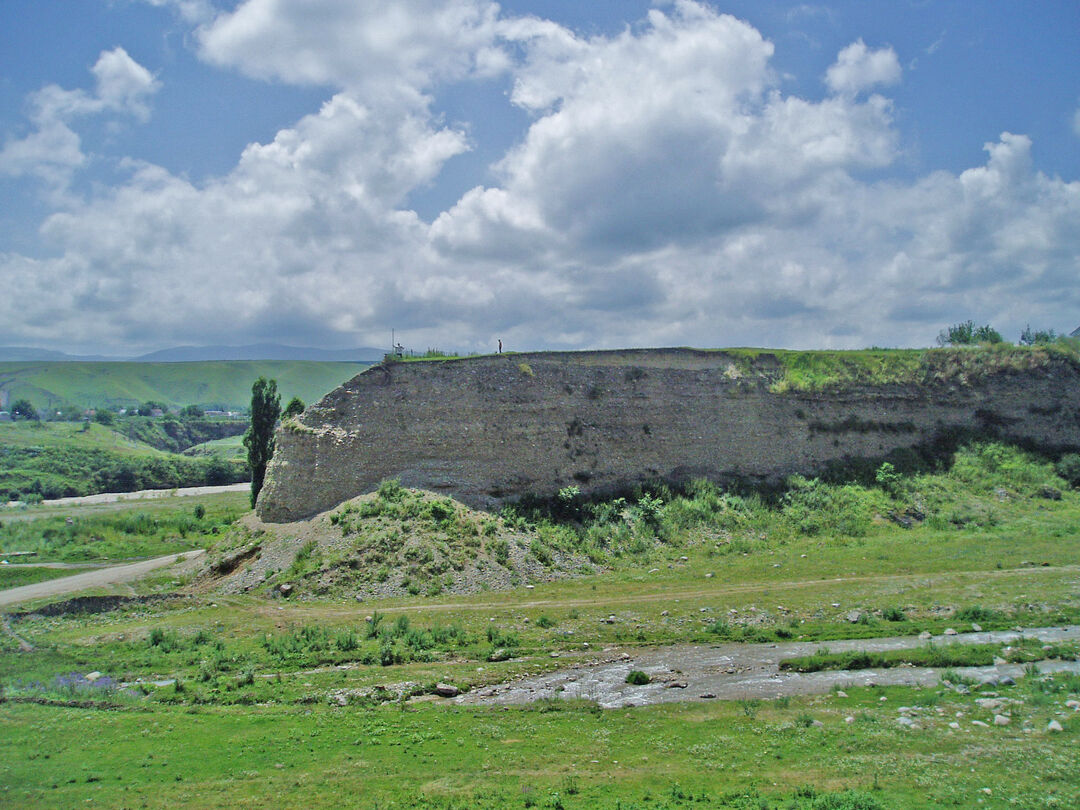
498;340;502;354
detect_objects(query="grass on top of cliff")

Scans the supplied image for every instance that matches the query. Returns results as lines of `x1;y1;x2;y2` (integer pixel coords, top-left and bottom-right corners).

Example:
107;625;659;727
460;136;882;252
726;339;1080;392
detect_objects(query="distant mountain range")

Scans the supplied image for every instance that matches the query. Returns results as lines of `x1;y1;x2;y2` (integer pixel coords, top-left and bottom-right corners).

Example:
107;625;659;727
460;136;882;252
0;344;387;363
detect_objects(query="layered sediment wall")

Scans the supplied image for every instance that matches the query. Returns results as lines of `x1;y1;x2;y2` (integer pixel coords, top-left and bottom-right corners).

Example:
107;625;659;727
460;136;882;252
256;348;1080;522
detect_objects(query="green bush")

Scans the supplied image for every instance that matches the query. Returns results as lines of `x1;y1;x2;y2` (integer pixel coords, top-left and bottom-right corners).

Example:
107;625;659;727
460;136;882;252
1055;453;1080;487
781;477;885;537
625;670;650;685
377;478;405;502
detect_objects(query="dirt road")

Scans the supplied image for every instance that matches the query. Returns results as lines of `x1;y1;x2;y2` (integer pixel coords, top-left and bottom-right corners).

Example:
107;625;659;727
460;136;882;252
35;483;249;507
0;550;205;608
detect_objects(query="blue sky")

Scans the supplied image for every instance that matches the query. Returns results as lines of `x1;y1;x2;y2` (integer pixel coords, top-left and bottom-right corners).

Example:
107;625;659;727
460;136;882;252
1;0;1078;354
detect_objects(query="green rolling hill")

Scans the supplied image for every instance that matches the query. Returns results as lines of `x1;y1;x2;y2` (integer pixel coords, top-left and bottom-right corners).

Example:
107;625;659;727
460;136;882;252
0;361;370;412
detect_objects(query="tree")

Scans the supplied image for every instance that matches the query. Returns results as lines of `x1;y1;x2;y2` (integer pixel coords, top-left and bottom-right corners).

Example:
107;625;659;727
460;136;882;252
10;399;37;420
243;377;280;508
93;409;116;426
180;404;204;419
1019;325;1058;345
937;320;1003;346
282;396;305;419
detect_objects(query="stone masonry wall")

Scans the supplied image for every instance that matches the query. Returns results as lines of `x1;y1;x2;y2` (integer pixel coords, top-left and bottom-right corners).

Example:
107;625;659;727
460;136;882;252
255;348;1080;522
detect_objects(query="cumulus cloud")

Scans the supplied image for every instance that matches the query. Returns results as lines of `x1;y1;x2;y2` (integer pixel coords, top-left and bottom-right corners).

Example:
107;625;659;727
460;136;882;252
196;0;505;97
1;1;1078;355
0;48;159;191
433;5;896;256
2;87;472;349
825;39;901;96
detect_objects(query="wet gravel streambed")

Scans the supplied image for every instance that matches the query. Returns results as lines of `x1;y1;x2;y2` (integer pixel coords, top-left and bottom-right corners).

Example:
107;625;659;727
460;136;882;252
455;626;1080;709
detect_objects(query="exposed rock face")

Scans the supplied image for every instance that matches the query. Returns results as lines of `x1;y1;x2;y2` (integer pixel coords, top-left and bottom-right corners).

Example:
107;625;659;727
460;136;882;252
256;348;1080;522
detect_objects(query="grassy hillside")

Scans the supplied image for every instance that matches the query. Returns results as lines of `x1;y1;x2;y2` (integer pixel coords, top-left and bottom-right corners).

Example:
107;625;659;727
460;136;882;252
181;433;246;461
0;421;164;455
0;422;247;500
0;360;368;411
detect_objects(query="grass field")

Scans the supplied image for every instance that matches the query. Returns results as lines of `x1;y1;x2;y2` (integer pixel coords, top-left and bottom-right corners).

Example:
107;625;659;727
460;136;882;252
0;566;97;589
0;421;248;500
0;493;246;563
182;434;246;461
1;443;1078;808
0;360;368;411
0;421;165;455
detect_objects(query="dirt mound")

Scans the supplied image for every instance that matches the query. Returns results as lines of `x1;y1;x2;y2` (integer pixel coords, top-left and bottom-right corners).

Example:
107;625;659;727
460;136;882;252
197;483;595;599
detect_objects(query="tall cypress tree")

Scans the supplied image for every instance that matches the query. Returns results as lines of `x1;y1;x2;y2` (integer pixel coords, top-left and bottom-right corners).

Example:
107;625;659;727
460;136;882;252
243;376;280;508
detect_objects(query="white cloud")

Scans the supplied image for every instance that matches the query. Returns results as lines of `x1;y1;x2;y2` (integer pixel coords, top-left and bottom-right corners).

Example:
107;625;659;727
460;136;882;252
196;0;504;97
434;4;896;256
0;48;159;191
1073;106;1080;138
825;39;901;96
1;85;473;350
91;47;160;121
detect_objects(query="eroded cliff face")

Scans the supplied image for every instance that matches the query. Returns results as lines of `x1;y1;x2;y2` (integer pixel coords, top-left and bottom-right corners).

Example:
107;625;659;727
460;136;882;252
255;348;1080;522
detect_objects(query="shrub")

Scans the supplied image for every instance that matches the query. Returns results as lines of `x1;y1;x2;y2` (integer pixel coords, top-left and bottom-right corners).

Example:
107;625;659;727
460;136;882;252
937;320;1003;346
366;611;384;639
1055;453;1080;488
874;462;902;496
489;539;510;566
486;626;519;648
955;605;1000;624
335;629;359;651
634;493;664;530
625;670;650;685
377;478;405;502
781;476;883;537
530;539;553;566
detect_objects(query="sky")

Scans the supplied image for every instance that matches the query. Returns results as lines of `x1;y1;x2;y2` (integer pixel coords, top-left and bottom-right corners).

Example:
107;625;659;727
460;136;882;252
0;0;1078;356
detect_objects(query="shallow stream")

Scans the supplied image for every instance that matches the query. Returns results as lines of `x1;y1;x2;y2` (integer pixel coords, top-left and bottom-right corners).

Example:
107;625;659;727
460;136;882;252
455;626;1080;708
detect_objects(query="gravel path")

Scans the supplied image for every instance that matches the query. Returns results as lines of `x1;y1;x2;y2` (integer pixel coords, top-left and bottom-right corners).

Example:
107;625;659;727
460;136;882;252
34;483;249;507
0;549;205;607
